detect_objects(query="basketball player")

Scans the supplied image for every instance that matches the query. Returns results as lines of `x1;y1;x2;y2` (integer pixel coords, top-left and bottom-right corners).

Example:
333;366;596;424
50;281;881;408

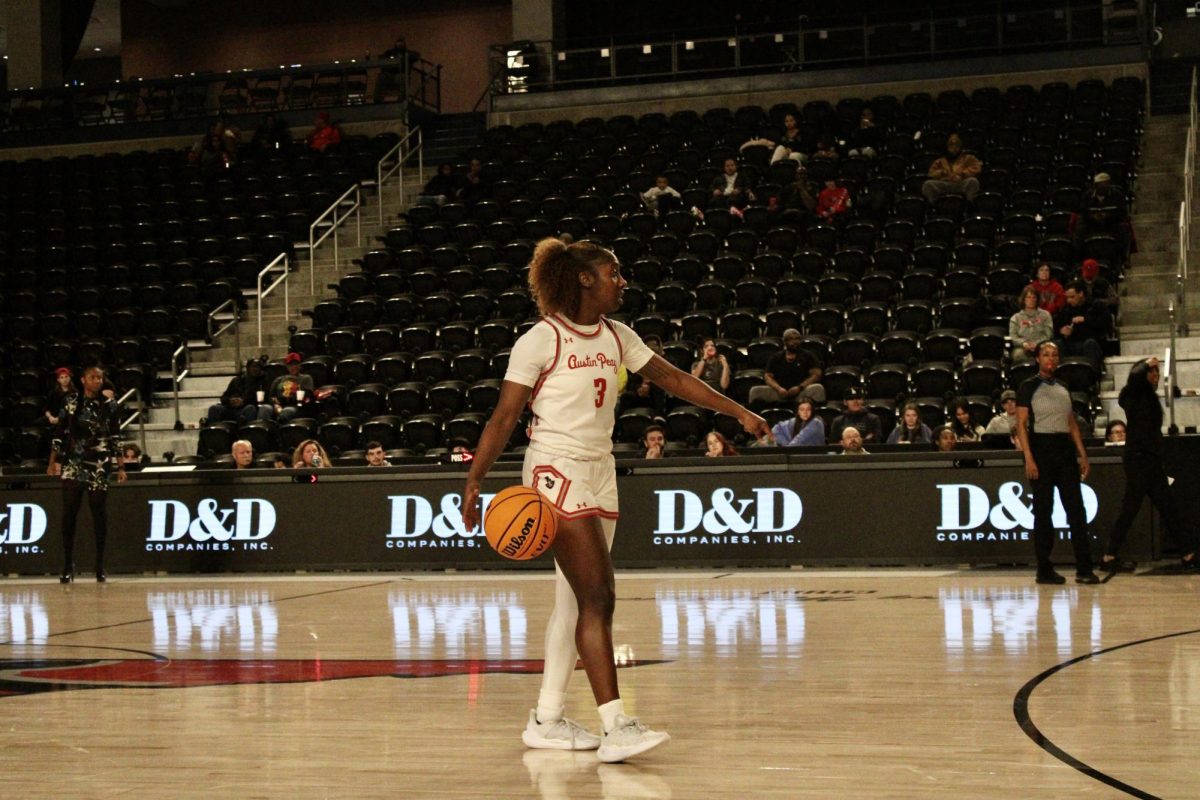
462;239;771;762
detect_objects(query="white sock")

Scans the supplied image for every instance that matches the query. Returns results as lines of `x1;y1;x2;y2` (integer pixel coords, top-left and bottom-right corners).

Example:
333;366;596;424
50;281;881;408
598;698;625;734
535;689;566;724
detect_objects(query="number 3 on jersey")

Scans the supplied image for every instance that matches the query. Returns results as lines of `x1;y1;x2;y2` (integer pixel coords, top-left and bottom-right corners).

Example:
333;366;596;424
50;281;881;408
593;378;607;408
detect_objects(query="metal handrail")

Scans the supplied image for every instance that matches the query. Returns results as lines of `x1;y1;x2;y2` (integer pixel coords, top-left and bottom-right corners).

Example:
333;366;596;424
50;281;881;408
377;126;423;224
170;343;192;431
1177;66;1197;337
256;252;291;347
208;297;242;367
1166;303;1176;434
116;387;147;455
307;183;362;292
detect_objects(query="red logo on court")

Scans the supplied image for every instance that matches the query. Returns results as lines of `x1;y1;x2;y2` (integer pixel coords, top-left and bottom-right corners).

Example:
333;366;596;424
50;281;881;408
0;658;662;697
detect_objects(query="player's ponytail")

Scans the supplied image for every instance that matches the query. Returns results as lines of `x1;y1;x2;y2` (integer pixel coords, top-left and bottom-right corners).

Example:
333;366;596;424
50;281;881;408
528;237;615;320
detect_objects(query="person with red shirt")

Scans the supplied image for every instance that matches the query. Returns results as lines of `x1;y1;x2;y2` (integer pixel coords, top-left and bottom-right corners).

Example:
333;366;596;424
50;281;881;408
306;112;341;153
1025;263;1066;315
816;178;851;222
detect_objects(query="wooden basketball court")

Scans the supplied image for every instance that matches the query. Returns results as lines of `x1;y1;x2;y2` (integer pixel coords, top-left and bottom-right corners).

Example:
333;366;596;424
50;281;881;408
1;568;1197;798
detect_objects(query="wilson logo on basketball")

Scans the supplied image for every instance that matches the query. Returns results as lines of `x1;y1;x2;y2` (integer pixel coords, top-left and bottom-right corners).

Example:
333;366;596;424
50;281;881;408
503;516;537;558
0;503;48;551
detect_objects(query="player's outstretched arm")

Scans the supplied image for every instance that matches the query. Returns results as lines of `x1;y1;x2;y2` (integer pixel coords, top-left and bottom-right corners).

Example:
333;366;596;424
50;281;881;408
636;354;772;440
462;380;534;531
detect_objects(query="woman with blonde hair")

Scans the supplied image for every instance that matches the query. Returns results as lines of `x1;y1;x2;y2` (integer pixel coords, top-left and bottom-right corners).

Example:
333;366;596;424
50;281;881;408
291;439;330;469
462;238;770;762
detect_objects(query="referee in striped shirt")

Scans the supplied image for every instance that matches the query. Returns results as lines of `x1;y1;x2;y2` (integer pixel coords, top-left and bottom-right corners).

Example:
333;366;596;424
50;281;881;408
1014;341;1100;585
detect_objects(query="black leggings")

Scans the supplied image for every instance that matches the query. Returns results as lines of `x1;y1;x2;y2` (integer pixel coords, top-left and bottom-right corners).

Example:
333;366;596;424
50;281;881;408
61;482;109;572
1107;452;1198;558
1029;434;1094;573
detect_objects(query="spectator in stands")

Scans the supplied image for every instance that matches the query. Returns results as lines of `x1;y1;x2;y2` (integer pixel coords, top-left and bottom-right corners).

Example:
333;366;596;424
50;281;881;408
777;163;818;228
816;178;852;224
270;353;315;423
846;108;880;159
984;390;1020;437
44;367;75;426
840;426;868;455
121;443;143;466
620;335;668;417
771;396;825;447
751;329;824;408
709;158;754;209
921;133;981;205
829;388;882;444
934;426;957;452
1010;286;1055;363
949;398;984;442
251;113;290;152
1076;258;1118;311
272;454;289;469
1026;263;1066;315
232;439;254;469
292;439;330;469
1073;172;1129;260
365;441;388;466
643;425;667;459
887;402;933;445
416;162;464;208
1054;281;1109;370
1105;419;1127;445
812;135;840;162
305;111;341;153
704;431;737;457
459;158;490;206
691;339;730;394
208;358;273;424
641;175;682;217
769;113;807;165
192;131;233;174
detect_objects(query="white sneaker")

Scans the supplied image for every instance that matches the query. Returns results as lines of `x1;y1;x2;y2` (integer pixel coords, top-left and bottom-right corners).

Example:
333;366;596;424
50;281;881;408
597;714;670;763
522;709;601;751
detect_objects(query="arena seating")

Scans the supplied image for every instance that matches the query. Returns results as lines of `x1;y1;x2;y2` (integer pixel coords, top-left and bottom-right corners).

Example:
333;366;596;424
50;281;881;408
246;78;1140;457
0;134;397;465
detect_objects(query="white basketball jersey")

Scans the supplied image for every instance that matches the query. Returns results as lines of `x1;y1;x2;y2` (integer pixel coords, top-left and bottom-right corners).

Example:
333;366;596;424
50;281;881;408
505;315;654;458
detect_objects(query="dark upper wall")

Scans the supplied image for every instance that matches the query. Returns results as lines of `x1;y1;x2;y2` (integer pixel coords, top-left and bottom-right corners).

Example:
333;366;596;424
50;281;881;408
121;0;511;113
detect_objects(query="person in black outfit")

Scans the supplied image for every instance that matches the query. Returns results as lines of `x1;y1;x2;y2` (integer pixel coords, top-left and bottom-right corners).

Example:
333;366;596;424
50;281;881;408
1015;342;1099;585
207;358;273;423
828;388;882;444
1054;281;1110;370
46;365;126;583
1099;357;1198;572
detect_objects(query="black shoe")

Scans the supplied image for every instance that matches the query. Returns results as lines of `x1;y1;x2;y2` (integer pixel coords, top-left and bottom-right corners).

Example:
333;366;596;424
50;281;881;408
95;570;107;583
1099;558;1136;573
59;572;74;584
1075;571;1100;584
1036;570;1066;585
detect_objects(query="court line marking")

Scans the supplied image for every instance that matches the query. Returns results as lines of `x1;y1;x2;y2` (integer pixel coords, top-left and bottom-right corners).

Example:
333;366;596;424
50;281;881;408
1013;627;1200;800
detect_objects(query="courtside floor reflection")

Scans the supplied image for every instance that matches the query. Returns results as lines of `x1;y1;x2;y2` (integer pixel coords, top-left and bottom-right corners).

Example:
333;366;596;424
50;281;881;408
0;569;1197;798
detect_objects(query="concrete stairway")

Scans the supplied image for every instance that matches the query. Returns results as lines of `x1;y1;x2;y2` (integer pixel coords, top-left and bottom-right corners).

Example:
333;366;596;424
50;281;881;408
138;173;426;459
1105;110;1200;431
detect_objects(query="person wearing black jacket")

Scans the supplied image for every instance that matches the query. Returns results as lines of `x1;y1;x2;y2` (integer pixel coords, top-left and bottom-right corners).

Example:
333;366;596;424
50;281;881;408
1053;281;1109;369
206;359;272;424
1099;357;1198;572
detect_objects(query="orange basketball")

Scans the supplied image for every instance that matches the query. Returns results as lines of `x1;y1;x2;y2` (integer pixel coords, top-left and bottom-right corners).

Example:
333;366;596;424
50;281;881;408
484;485;558;561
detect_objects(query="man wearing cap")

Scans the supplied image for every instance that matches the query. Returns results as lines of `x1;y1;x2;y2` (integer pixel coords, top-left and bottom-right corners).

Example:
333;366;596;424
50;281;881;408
983;390;1020;437
306;112;341;153
751;329;825;409
1073;172;1129;260
1075;258;1117;311
206;359;273;424
269;353;315;422
828;388;882;445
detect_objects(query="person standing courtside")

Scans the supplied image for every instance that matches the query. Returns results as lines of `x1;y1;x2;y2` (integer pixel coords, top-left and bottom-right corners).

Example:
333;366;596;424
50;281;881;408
1099;357;1198;572
46;365;126;583
1015;342;1100;585
461;238;770;763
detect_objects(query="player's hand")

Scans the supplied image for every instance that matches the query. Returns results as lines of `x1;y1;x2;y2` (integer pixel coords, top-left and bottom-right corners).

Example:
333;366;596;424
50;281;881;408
1024;457;1039;481
740;410;772;442
117;468;127;484
462;478;482;532
1079;456;1090;481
